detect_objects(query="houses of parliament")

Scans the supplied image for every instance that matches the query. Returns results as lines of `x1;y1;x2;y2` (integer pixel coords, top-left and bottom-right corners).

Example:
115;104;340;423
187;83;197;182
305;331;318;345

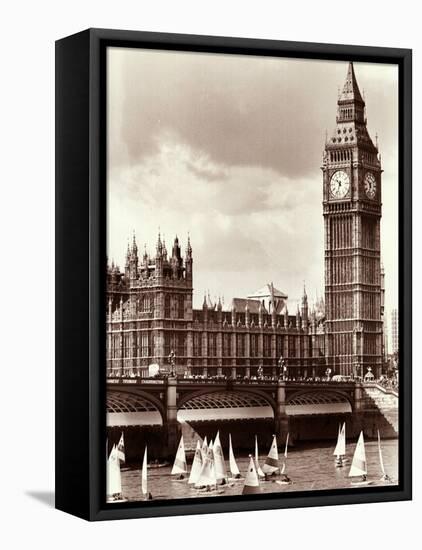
106;62;385;380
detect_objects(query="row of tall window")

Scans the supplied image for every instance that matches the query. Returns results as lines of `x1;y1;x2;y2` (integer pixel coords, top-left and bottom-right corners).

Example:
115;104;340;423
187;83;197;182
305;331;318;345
329;149;352;163
362;151;377;165
191;333;300;358
363;333;380;356
361;256;379;285
329;292;354;319
332;332;353;356
362;293;380;320
107;331;322;360
361;218;378;250
329;216;353;249
108;333;154;359
164;295;185;319
330;256;354;285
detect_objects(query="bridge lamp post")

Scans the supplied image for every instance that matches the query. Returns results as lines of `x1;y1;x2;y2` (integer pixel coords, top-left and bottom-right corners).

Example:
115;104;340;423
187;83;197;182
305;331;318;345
278;356;286;381
168;350;176;378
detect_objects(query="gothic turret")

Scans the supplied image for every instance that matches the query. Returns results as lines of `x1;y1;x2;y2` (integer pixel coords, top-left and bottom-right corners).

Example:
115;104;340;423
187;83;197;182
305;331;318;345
301;283;308;330
245;301;250;328
217;296;222;324
162;237;168;261
172;235;181;261
155;232;163;278
231;302;236;327
185;235;193;282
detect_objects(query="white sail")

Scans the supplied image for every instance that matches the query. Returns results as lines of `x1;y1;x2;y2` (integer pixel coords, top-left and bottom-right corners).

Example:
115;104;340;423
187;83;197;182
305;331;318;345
171;435;188;475
107;445;122;498
213;431;228;481
280;433;289;474
333;423;346;457
195;446;216;488
228;434;240;477
141;446;148;496
242;455;260;494
348;431;367;477
117;432;125;463
188;440;203;485
255;435;265;478
284;433;289;458
201;436;208;461
333;423;341;456
262;435;279;474
377;430;386;476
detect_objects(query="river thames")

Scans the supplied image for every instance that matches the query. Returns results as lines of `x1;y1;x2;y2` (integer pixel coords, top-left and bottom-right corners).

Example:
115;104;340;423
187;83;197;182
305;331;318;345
118;438;398;502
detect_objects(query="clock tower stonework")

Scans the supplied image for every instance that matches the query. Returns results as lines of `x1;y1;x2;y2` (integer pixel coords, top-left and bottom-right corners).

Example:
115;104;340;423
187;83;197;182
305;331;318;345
322;62;383;378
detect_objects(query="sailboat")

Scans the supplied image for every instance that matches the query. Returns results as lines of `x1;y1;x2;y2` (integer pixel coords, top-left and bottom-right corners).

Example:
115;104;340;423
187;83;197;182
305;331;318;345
228;434;241;480
255;435;265;478
348;431;372;486
141;446;152;500
213;431;228;485
333;423;346;467
378;430;392;483
195;443;218;492
188;440;203;485
242;455;261;495
277;433;291;484
262;434;279;476
171;435;188;480
201;436;208;461
106;444;125;502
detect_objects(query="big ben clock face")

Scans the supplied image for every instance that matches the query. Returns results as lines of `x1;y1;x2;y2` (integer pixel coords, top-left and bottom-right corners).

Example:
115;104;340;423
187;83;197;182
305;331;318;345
364;171;377;199
330;170;350;199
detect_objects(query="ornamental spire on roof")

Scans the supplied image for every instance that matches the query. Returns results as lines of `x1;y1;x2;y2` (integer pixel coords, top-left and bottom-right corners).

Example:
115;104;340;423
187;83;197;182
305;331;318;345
339;62;365;105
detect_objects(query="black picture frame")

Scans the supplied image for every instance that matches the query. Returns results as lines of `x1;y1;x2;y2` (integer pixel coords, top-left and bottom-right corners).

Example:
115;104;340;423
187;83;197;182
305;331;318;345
55;28;412;521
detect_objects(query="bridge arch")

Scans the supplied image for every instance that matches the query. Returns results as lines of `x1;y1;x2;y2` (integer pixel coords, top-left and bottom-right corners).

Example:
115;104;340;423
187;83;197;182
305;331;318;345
106;389;164;426
286;389;353;416
177;389;276;422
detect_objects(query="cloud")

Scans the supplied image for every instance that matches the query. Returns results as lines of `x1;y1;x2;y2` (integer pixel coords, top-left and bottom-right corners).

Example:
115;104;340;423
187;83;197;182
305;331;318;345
107;48;398;314
108;137;324;307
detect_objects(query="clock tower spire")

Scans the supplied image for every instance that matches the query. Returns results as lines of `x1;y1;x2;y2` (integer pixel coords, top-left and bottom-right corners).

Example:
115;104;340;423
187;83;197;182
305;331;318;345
322;62;383;379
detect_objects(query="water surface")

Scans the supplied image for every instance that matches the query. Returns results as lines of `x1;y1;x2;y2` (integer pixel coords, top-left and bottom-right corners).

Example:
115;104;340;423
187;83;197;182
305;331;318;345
119;439;398;502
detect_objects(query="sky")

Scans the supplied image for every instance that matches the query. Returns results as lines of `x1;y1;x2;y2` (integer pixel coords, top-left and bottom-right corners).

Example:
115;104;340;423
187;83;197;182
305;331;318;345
106;47;398;320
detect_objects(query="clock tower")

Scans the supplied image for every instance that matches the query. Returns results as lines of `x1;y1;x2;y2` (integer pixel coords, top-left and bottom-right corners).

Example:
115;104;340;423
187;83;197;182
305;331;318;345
322;62;383;378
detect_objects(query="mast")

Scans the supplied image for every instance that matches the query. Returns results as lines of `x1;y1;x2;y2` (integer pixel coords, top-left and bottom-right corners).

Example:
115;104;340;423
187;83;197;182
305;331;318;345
255;435;265;478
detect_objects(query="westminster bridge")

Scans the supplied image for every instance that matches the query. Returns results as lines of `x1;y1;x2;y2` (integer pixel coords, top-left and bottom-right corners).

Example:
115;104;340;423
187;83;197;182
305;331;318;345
106;377;392;457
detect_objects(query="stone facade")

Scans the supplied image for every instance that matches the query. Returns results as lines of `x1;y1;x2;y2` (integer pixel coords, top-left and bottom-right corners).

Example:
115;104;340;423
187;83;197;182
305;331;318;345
106;236;326;378
322;62;384;378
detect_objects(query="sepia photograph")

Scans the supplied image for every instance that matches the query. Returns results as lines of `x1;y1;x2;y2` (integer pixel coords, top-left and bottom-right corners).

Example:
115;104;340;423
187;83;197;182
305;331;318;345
105;47;399;503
